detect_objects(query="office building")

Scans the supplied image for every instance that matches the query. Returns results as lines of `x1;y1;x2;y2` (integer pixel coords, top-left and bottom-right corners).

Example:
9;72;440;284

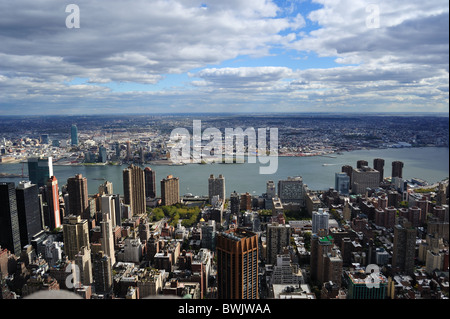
67;174;89;219
278;176;304;206
27;157;53;187
216;228;258;299
392;161;404;178
266;222;291;265
0;182;21;255
123;164;146;215
352;166;380;195
341;165;353;186
266;180;276;199
62;215;90;261
230;191;240;215
144;167;156;199
75;246;93;286
312;208;329;234
16;181;42;247
392;220;416;274
356;160;368;169
373;158;385;183
93;251;113;294
98;145;107;163
71;124;78;146
46;176;61;230
208;174;226;203
101;207;116;267
335;172;350;195
160;175;179;206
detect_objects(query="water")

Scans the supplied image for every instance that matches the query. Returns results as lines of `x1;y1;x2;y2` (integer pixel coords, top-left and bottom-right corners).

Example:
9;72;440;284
1;147;448;197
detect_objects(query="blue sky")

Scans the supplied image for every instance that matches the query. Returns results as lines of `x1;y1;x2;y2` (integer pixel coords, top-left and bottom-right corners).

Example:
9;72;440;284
0;0;448;114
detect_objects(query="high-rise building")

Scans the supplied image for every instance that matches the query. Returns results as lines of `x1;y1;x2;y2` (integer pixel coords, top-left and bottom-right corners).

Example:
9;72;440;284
45;176;61;230
27;157;53;187
278;176;304;206
230;191;240;215
75;246;93;287
392;161;404;178
266;222;291;265
93;251;113;294
98;181;113;196
98;145;107;163
67;174;89;219
71;124;79;146
344;269;387;299
62;215;90;261
312;208;329;234
208;174;225;203
16;181;42;247
123;164;146;215
335;172;350;195
373;158;385;183
216;228;258;299
0;182;21;255
356;160;368;169
310;234;342;285
352;166;380;195
101;196;116;267
266;180;276;199
341;165;353;186
144;167;157;199
240;192;252;211
392;219;416;274
160;175;179;207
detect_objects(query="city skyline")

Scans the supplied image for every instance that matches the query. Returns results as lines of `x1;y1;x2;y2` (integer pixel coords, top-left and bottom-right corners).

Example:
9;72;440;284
0;0;448;115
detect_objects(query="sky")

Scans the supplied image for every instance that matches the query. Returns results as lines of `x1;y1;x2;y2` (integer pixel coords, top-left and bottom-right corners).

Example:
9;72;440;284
0;0;448;115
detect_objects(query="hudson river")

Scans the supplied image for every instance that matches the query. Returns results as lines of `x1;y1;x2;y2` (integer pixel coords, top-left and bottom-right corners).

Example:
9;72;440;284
1;147;448;197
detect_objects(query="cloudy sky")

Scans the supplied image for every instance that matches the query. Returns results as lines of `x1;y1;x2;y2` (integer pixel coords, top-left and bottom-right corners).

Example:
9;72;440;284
0;0;448;115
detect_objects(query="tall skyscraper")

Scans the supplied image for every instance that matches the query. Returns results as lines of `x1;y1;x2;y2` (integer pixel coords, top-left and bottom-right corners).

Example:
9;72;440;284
16;181;42;247
123;164;146;215
62;215;90;261
266;222;291;265
75;246;93;287
93;251;113;294
71;124;79;146
101;196;116;267
373;158;385;183
144;167;156;199
98;181;113;196
27;157;53;187
216;228;258;299
312;208;329;234
341;165;353;187
67;174;89;219
208;174;226;203
335;172;350;195
357;160;368;169
0;182;21;255
230;191;240;215
392;161;404;178
46;176;61;230
392;219;416;274
160;175;179;207
310;234;342;285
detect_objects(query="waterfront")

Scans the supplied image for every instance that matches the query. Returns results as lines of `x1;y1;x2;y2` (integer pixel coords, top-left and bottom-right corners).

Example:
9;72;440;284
0;147;448;197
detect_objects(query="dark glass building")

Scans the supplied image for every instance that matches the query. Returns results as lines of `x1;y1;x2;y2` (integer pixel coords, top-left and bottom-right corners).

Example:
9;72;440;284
0;182;21;255
16;181;42;247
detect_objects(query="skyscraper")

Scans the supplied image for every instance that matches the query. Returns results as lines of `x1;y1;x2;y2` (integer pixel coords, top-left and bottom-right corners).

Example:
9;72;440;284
123;164;146;215
62;215;90;261
101;196;116;267
341;165;353;186
373;158;385;184
71;124;78;146
352;166;380;195
27;157;53;187
46;176;61;230
67;174;89;219
144;167;156;199
0;182;21;255
266;180;276;199
392;161;404;178
357;160;368;169
335;172;350;195
392;219;416;274
208;174;226;203
93;251;113;295
16;181;42;247
216;228;258;299
312;208;329;234
266;222;291;265
160;175;179;206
